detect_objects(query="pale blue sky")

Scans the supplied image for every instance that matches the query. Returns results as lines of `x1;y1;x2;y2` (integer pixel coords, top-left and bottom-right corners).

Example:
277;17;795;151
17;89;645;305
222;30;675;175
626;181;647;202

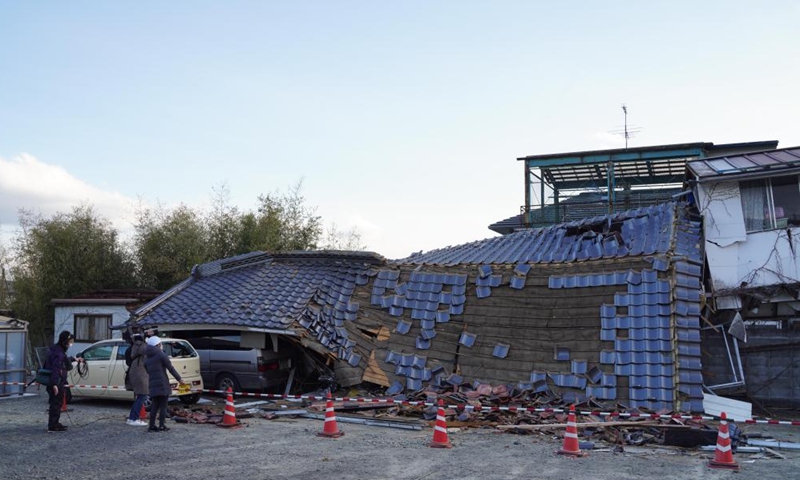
2;1;799;259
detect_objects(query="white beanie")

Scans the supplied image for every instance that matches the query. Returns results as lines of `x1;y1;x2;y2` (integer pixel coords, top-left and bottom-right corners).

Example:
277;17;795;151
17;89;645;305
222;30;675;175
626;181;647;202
146;336;162;347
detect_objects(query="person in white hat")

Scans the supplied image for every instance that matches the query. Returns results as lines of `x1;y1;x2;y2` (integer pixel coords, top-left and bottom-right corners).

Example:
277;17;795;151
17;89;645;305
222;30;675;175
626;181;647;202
144;336;187;432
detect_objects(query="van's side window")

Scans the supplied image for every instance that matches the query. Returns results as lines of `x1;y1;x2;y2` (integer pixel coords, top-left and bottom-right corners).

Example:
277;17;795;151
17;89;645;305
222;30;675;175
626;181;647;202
116;344;129;361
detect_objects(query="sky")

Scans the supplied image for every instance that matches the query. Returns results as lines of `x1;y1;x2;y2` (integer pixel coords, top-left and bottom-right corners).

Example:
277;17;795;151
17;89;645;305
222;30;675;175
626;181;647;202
2;1;799;260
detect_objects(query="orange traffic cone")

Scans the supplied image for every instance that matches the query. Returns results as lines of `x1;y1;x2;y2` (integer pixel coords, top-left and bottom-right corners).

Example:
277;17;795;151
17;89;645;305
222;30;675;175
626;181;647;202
217;387;241;428
708;412;739;470
60;390;69;412
429;398;452;448
139;404;147;420
557;405;587;457
317;391;344;438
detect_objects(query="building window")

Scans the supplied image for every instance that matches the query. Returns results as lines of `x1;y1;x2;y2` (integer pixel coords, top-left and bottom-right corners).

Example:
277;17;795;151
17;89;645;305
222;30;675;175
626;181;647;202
740;175;800;232
73;315;112;342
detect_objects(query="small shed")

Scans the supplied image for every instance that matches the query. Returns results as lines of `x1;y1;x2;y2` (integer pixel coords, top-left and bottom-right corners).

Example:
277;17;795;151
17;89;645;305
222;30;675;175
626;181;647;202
0;315;29;397
51;289;162;355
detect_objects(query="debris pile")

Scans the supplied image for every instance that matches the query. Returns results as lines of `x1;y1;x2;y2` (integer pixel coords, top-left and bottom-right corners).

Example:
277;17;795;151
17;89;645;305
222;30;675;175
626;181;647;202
165;382;798;458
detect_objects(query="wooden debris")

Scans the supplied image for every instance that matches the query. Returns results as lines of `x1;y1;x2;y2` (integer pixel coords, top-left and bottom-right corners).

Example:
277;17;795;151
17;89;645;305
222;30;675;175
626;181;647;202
497;420;658;431
662;426;718;447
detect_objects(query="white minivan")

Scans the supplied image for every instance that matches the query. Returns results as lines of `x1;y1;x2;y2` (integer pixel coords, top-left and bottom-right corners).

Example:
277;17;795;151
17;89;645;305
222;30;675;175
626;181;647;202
67;338;203;404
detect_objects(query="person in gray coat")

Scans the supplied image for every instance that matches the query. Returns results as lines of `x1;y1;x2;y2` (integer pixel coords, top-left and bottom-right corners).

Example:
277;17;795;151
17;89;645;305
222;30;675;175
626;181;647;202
144;336;186;432
126;333;149;426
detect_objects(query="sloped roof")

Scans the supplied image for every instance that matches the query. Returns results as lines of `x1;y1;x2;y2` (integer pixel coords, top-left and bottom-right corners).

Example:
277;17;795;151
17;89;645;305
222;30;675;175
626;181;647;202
488;188;683;234
133;204;692;329
688;146;800;182
134;250;385;333
399;202;688;266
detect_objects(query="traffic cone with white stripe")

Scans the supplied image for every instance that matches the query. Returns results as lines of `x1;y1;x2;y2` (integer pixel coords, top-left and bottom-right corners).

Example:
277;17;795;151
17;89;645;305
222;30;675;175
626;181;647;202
429;398;452;448
708;412;739;470
557;405;587;457
317;391;344;438
217;387;241;428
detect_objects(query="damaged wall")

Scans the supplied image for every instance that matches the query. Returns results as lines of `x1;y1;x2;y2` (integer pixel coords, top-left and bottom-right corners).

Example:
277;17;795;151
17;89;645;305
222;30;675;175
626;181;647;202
703;326;800;409
348;255;703;412
334;200;707;412
695;180;800;292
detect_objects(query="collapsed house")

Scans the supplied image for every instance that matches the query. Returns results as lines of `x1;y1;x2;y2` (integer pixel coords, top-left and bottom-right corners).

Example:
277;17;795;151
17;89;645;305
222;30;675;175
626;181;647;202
687;147;800;408
126;141;800;413
129;201;706;412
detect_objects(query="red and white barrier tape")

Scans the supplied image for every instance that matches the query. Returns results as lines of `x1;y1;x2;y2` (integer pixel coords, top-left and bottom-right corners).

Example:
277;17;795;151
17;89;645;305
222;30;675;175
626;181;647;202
201;388;800;426
3;381;799;426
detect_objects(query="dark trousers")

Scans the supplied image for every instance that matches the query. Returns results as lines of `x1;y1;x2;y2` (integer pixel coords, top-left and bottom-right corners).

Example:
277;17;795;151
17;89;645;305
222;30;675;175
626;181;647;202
47;385;64;429
149;395;168;428
129;394;148;421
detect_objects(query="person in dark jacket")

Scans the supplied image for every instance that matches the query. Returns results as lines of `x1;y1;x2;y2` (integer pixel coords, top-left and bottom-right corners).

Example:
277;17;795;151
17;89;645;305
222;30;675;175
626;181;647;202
126;333;149;426
144;336;186;432
44;331;84;432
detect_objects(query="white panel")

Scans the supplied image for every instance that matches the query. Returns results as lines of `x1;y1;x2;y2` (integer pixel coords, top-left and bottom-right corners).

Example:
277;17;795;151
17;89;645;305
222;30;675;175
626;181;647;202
703;393;752;422
699;182;746;246
705;243;740;291
736;230;800;288
706;226;800;291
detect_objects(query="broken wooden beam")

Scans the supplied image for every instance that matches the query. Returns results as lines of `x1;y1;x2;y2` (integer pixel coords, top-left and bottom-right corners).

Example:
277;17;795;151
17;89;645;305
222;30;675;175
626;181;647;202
497;420;658;430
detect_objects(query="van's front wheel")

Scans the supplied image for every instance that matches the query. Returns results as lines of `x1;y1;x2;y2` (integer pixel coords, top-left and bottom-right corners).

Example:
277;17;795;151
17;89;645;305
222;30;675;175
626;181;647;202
216;373;240;396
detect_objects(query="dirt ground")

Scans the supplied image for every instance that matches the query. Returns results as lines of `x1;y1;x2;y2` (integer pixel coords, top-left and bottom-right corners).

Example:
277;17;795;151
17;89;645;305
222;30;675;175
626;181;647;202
1;392;799;480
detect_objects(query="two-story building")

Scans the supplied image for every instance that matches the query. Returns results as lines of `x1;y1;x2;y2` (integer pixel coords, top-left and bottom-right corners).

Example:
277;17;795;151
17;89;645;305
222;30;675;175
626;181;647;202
687;147;800;407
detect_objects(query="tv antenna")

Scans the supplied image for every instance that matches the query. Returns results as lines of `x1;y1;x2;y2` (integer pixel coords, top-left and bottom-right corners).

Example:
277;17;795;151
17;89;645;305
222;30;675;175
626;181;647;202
609;104;642;149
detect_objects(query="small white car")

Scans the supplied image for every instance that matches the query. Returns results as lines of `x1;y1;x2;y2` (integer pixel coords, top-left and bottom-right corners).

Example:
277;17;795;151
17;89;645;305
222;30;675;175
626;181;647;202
67;338;204;404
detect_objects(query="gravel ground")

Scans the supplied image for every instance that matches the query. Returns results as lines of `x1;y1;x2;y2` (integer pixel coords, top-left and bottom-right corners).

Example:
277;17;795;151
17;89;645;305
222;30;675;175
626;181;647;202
1;392;799;480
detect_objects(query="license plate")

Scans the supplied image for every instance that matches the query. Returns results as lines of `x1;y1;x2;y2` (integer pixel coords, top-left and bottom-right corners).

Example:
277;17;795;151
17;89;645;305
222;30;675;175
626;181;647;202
280;359;292;369
177;384;191;394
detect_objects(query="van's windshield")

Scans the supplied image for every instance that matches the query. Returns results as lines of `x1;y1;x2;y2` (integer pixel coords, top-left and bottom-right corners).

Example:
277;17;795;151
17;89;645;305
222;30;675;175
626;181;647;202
163;340;198;358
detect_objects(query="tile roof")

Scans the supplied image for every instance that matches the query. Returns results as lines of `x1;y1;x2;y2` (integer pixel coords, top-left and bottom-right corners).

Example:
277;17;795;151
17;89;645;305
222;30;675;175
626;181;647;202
488;188;683;234
135;251;385;354
398;202;680;266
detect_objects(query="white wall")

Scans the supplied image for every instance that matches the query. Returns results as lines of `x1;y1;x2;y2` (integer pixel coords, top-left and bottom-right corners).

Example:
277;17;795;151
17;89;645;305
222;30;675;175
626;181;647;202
697;181;800;291
53;305;128;357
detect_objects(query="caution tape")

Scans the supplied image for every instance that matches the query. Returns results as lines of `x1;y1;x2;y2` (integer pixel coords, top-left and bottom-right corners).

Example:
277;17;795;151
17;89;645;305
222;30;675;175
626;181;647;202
3;381;799;426
0;381;191;392
201;389;800;426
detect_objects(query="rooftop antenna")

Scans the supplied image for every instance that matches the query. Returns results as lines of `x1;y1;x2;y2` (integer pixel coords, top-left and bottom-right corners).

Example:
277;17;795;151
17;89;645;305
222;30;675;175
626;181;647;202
606;104;642;215
609;104;641;149
622;104;629;149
